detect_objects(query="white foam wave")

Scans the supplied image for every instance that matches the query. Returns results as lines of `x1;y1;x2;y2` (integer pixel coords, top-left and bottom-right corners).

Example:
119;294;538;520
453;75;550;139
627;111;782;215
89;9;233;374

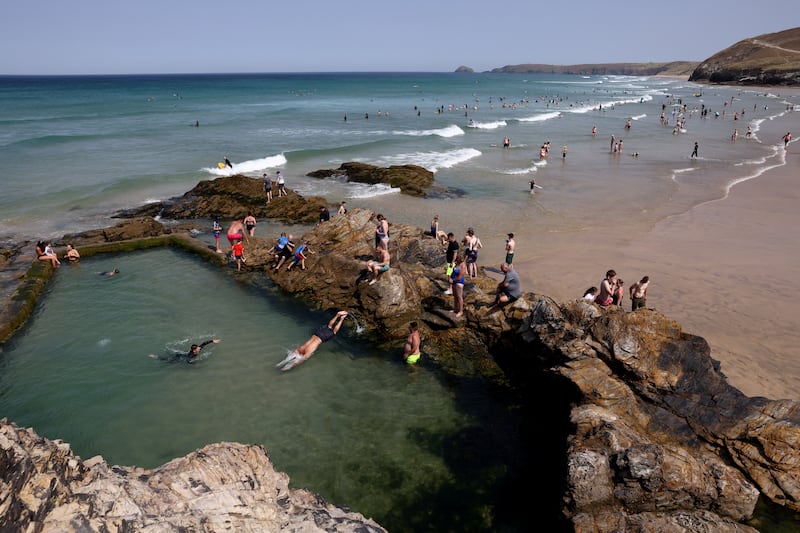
394;124;464;138
371;148;481;173
346;183;402;199
518;111;562;123
202;153;287;176
503;165;538;175
466;120;507;130
631;114;647;121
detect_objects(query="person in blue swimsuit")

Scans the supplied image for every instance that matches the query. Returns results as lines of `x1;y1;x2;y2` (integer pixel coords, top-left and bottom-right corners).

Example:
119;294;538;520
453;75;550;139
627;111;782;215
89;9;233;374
449;255;466;317
276;311;349;371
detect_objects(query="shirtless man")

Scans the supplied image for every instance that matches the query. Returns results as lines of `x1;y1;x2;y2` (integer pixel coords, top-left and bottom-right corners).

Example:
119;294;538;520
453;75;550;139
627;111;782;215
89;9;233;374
226;219;247;250
596;269;617;307
366;246;390;285
505;233;515;265
276;311;349;371
629;276;650;311
403;321;421;365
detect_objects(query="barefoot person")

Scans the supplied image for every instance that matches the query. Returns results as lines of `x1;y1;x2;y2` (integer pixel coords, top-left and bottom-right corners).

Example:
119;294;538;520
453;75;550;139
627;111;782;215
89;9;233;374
489;262;522;311
226;219;247;251
276;311;349;371
35;241;60;268
64;244;80;262
366;246;390;284
403;321;421;365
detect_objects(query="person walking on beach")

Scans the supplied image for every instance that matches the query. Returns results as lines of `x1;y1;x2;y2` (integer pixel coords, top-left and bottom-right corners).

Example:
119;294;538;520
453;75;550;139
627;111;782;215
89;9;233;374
489;262;522;311
403;321;421;365
629;276;650;311
276;311;349;371
212;219;223;253
276;171;286;197
263;173;273;204
596;269;617;307
244;213;257;237
505;233;515;265
691;141;699;158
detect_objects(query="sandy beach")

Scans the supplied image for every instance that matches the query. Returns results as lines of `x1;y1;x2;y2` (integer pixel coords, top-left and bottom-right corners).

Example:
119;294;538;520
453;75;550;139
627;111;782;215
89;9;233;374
512;108;799;400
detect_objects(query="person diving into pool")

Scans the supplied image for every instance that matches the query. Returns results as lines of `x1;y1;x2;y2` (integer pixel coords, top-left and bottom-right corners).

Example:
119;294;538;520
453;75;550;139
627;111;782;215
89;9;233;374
276;311;348;371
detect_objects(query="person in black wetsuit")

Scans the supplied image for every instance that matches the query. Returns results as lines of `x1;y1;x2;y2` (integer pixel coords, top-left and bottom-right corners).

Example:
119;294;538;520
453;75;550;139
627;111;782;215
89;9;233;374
276;311;348;370
153;339;220;363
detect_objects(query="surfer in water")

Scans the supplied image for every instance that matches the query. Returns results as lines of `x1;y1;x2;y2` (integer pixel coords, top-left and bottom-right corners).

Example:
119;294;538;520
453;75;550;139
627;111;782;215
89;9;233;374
224;156;233;168
276;311;349;371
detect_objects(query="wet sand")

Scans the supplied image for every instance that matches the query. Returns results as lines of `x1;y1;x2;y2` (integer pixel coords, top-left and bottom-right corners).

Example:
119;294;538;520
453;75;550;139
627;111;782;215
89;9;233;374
513;111;799;400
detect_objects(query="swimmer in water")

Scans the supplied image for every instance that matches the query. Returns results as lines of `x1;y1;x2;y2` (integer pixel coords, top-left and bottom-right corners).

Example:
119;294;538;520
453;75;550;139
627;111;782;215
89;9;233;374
276;311;349;371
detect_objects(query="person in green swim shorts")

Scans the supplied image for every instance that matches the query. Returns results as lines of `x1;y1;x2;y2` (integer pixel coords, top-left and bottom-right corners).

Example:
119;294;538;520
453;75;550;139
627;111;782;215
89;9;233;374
403;321;421;365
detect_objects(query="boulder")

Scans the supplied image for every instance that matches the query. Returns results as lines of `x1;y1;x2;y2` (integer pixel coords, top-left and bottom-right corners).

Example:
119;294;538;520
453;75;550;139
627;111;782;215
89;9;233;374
307;162;436;197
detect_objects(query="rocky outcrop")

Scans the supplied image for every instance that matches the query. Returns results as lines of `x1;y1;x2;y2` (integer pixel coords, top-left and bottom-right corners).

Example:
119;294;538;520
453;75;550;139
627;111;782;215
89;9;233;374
454;66;474;73
116;174;328;224
689;27;800;86
307;162;436;197
0;418;385;532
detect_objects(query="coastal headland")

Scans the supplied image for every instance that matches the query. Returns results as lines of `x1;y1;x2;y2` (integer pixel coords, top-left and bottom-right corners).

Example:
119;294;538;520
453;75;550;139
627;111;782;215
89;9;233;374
3;167;800;532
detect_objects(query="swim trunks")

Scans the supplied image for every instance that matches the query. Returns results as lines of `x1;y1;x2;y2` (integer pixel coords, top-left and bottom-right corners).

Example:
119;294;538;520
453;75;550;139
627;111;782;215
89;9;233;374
313;325;336;343
466;249;478;264
378;264;390;272
245;223;255;231
213;230;221;238
406;352;421;365
227;233;242;243
505;252;514;264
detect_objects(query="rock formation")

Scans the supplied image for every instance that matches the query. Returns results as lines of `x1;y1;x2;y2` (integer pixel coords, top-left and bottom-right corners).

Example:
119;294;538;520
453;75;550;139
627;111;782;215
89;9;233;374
306;162;437;197
0;419;385;532
4;177;800;531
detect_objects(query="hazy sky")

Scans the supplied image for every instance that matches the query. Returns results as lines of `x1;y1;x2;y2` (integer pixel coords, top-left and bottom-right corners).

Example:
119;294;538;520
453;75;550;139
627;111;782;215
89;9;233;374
2;1;796;75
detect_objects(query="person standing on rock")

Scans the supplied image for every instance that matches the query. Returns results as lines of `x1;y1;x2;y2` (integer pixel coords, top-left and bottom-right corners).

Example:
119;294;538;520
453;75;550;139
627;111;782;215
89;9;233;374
629;276;650;311
449;255;466;318
276;171;286;197
244;213;257;237
596;269;617;307
263;173;273;204
443;232;459;295
226;219;247;251
212;219;223;253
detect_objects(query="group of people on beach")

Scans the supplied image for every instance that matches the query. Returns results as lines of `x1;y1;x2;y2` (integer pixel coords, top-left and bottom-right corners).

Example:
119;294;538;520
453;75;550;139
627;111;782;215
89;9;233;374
583;269;650;312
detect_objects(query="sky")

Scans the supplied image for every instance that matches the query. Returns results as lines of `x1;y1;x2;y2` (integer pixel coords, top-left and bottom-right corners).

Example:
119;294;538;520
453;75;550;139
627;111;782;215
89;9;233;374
1;1;797;75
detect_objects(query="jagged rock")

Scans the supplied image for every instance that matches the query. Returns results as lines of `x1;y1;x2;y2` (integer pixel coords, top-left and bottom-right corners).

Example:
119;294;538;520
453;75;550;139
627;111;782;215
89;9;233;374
307;162;436;197
115;174;328;224
0;418;385;532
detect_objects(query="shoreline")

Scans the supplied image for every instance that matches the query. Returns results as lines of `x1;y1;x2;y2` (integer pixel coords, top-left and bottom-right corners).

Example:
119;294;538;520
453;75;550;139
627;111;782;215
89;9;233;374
512;108;799;400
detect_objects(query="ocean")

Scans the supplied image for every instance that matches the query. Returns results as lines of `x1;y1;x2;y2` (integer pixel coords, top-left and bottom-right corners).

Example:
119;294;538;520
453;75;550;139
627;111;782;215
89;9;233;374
1;73;798;531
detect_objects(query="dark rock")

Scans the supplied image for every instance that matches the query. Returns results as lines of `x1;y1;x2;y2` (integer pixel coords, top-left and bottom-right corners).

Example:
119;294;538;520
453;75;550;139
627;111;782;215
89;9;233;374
307;162;437;197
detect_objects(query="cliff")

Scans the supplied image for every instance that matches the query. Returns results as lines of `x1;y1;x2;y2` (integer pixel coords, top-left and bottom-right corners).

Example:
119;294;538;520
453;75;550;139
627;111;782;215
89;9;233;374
689;27;800;85
4;176;800;531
